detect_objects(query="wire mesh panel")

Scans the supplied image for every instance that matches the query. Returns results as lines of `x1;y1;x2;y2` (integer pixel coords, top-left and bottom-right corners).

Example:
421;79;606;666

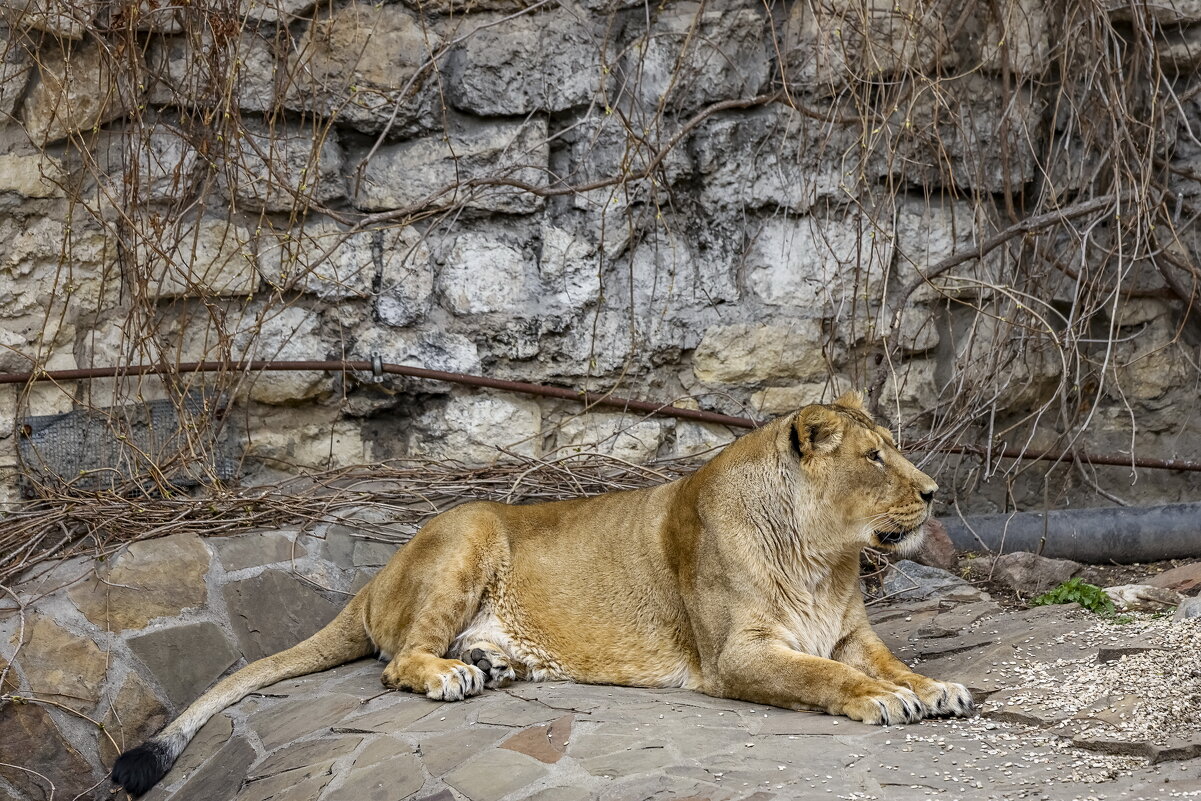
16;393;239;496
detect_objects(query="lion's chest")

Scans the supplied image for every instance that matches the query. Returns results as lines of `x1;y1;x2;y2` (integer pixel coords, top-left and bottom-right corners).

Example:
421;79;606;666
775;585;853;659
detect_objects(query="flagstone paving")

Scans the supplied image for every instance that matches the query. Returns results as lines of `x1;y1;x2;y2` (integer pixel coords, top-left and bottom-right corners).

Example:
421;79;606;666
140;598;1201;801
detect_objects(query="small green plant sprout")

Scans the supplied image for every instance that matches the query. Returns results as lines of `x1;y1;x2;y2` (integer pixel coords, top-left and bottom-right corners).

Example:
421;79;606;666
1030;578;1117;617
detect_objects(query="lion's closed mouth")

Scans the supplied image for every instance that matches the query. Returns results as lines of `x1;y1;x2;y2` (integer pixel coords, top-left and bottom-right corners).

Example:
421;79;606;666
875;530;911;545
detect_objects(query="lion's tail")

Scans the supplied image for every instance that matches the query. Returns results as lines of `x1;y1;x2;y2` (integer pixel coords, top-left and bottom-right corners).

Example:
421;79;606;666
110;592;373;797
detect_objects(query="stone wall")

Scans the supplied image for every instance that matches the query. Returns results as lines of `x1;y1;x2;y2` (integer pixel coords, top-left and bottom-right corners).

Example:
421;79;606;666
0;0;1200;512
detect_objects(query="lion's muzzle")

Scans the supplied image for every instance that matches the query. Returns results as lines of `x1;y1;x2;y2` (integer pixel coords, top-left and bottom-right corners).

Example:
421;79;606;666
874;530;912;546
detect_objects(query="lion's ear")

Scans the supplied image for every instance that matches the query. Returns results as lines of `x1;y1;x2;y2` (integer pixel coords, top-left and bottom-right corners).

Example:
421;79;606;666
790;406;844;459
833;390;864;411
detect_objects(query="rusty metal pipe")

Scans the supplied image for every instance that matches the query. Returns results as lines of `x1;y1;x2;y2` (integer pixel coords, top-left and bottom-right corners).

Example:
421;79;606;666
0;359;760;429
3;360;1201;472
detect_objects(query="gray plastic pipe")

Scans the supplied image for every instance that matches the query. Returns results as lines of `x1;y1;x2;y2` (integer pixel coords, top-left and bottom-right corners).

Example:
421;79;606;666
942;501;1201;563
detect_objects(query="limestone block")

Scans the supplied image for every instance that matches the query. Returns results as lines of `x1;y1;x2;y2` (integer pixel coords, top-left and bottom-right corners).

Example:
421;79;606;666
223;570;342;661
1107;0;1201;23
1159;23;1201;72
100;673;169;765
246;418;370;470
628;1;771;113
629;226;739;315
691;104;859;214
99;122;199;204
438;231;531;315
0;0;97;39
127;621;240;708
783;0;955;89
22;40;139;143
0;703;95;801
539;225;599;311
242;0;315;23
893;198;992;302
221;120;346;213
672;420;735;460
556;308;646;376
873;74;1043;194
692;320;829;386
746;212;893;310
12;616;108;709
398;0;543;10
117;0;184;32
0;152;63;197
446;8;607;115
1115;298;1174;328
134;214;258;298
285;2;442;135
378;225;435;327
68;532;212;631
0;216;117;319
979;0;1051;76
1111;321;1191;404
354;326;481;387
232;305;331;404
259;217;374;300
555;414;664;463
750;379;852;416
955;315;1063;410
0;27;31;121
410;394;541;463
878;358;942;423
353;116;549;214
894;307;941;353
146;30;277;112
0;325;27;373
579;0;645;9
559;113;691;217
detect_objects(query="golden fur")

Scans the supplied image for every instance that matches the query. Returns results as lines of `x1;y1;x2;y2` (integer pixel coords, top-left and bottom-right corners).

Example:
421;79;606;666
112;392;974;796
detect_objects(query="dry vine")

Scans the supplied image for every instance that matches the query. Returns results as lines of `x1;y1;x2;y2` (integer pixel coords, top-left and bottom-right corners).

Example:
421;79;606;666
0;0;1198;582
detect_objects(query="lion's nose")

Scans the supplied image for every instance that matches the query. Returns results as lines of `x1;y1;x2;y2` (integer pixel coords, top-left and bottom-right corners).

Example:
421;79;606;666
919;488;936;504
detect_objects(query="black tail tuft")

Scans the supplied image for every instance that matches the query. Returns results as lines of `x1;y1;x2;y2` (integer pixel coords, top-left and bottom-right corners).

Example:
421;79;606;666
111;740;173;796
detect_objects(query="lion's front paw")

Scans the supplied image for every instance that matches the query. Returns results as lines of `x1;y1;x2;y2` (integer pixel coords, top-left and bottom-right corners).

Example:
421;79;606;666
429;660;486;701
382;655;485;701
913;679;975;718
843;684;925;725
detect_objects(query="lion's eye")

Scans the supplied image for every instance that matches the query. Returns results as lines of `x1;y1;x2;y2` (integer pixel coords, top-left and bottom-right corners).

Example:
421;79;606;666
867;449;883;464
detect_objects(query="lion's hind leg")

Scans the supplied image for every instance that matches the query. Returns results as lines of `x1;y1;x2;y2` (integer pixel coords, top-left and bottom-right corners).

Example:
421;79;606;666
367;501;515;702
454;641;518;688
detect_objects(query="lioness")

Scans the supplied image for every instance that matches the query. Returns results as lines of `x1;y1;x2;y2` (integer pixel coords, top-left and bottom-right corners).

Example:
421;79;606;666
112;392;973;796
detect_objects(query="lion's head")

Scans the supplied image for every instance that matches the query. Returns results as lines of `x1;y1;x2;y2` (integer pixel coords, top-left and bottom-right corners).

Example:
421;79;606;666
779;391;938;556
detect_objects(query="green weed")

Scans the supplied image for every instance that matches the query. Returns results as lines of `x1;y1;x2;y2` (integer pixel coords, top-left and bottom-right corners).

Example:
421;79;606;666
1030;578;1116;617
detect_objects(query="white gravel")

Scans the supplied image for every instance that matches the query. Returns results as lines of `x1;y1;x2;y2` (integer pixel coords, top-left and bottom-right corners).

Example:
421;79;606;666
999;615;1201;744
